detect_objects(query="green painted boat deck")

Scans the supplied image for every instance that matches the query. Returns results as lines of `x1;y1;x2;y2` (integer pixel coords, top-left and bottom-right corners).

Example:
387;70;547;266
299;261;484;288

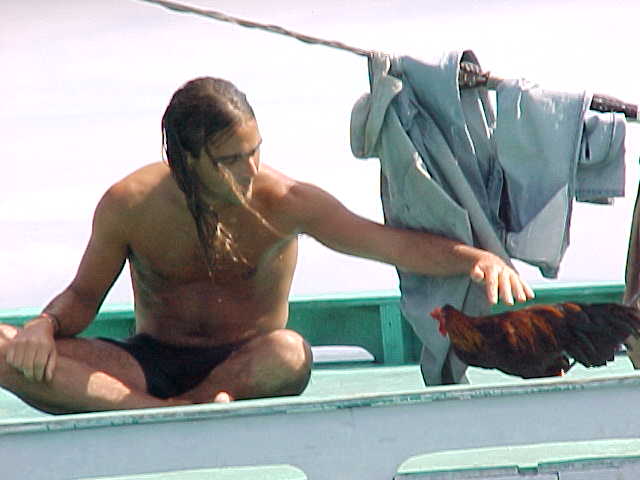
2;283;639;480
77;465;308;480
395;438;640;478
2;361;640;480
1;355;636;421
0;281;635;420
2;358;639;479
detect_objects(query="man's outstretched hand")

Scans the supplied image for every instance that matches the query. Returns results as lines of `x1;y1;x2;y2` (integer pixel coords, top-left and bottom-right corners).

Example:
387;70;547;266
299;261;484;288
470;253;535;305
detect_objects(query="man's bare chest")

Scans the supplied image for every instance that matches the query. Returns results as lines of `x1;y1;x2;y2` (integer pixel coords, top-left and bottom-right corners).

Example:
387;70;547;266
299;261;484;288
128;206;292;285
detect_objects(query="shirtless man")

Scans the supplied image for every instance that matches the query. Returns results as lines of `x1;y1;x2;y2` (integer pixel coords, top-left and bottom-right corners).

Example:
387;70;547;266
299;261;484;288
0;77;534;413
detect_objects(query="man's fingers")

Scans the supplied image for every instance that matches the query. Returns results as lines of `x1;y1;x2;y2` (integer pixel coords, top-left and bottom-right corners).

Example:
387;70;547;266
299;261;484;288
45;350;57;383
6;341;54;382
5;344;16;367
32;348;50;382
523;280;535;300
483;268;499;305
470;265;485;283
498;270;514;305
512;275;535;302
22;347;38;381
7;344;25;372
510;275;527;303
472;263;499;304
472;259;533;306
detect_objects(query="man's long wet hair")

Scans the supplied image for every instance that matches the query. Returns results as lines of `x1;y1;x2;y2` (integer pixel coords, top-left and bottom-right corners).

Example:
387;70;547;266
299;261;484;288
161;77;257;277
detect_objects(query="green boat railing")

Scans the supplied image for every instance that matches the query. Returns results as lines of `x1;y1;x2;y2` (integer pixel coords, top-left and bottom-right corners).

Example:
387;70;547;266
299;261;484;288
0;282;625;366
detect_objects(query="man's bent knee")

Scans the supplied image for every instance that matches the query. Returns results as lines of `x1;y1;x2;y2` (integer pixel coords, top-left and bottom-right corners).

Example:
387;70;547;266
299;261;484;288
272;329;312;393
265;329;312;370
249;329;312;396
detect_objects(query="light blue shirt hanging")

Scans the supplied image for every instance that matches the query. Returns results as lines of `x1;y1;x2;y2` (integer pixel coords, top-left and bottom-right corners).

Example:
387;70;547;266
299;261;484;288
350;50;626;385
495;79;626;276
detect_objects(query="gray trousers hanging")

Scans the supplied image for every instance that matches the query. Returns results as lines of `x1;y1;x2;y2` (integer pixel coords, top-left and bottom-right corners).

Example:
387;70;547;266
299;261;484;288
351;50;626;385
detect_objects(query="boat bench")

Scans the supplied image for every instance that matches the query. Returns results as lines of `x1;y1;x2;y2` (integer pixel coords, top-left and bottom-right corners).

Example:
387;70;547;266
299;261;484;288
77;465;307;480
394;438;640;479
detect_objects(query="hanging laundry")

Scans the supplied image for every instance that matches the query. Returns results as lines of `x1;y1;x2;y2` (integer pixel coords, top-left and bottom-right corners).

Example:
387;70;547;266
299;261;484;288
496;79;626;277
350;50;627;385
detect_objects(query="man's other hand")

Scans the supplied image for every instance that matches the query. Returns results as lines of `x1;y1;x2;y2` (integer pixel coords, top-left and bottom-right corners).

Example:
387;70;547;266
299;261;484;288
5;316;58;383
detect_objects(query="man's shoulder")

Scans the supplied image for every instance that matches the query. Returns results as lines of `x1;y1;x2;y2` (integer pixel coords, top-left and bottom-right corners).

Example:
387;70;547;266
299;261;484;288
116;162;172;191
258;166;322;202
255;165;295;196
106;162;175;204
97;162;179;219
254;165;334;233
255;165;317;212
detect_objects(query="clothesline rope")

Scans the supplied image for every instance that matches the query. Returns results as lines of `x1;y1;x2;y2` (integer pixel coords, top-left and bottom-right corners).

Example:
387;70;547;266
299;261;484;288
138;0;639;121
138;0;374;57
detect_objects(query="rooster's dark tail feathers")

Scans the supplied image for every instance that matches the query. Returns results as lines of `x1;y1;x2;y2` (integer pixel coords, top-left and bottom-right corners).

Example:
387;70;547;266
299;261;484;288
559;303;640;368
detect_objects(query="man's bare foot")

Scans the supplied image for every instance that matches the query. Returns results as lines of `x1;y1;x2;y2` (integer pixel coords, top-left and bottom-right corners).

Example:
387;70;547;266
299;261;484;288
214;391;233;403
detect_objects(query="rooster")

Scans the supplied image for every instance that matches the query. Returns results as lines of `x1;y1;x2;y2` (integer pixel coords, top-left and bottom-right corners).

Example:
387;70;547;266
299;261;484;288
431;302;640;379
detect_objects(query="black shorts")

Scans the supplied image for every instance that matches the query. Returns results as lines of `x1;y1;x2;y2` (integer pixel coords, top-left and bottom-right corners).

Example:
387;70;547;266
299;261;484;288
100;334;237;399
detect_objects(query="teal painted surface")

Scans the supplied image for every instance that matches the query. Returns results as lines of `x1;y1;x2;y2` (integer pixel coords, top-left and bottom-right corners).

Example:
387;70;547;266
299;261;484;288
1;362;639;436
491;281;625;313
396;438;640;476
380;304;406;364
0;282;626;366
0;282;634;427
77;465;307;480
1;352;636;424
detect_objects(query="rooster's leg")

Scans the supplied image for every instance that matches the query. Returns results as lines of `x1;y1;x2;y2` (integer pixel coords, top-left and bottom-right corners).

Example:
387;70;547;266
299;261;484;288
544;356;573;377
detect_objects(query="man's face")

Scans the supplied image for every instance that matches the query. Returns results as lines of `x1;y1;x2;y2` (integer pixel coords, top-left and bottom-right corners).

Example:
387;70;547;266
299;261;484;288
195;119;262;201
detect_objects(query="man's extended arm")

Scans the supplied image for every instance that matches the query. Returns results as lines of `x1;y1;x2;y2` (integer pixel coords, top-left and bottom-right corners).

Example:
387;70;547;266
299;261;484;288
5;187;130;382
285;181;534;305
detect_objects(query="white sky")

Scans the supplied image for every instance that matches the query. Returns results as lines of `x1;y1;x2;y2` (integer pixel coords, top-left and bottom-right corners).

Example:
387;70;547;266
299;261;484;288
1;0;639;309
